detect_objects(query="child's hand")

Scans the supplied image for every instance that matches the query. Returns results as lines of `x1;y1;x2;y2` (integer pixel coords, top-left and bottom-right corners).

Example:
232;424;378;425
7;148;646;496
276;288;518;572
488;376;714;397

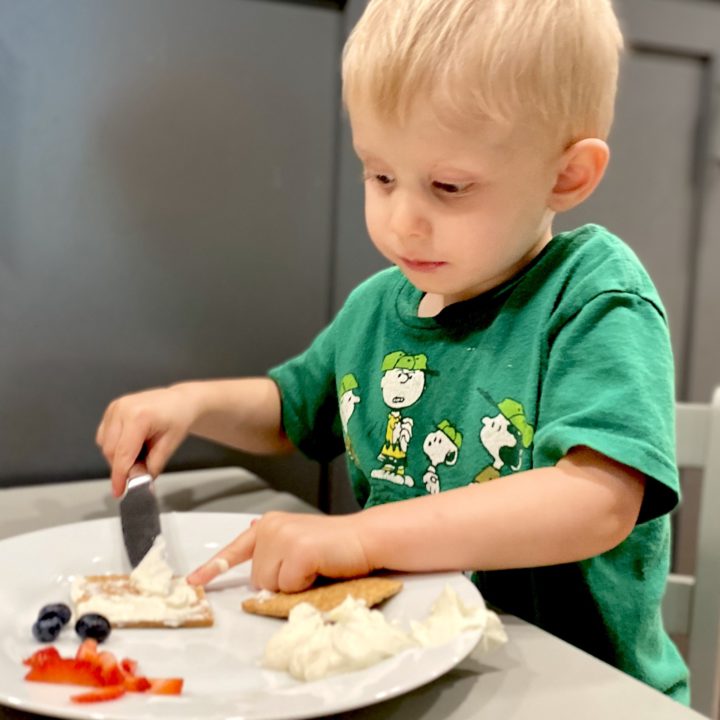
186;512;374;593
96;386;198;497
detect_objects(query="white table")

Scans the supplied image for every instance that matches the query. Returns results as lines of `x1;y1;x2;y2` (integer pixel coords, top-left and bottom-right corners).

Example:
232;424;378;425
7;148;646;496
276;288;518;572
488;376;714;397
340;615;706;720
0;470;706;720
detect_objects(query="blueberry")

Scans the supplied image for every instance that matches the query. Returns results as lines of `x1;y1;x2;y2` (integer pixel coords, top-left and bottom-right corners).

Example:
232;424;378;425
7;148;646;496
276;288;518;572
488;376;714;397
75;613;111;643
38;603;72;626
32;616;63;643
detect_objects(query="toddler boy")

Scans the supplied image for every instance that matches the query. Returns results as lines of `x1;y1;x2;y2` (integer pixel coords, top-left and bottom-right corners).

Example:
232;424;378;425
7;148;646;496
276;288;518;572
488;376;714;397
98;0;689;702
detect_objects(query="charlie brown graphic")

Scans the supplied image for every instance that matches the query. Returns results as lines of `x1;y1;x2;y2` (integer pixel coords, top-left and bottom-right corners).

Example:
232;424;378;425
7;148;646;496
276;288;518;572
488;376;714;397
422;420;462;494
371;351;429;487
338;373;361;465
475;396;534;484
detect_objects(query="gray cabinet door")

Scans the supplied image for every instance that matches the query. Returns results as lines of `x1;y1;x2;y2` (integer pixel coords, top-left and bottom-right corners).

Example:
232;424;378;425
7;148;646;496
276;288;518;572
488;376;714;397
558;0;720;406
0;0;341;503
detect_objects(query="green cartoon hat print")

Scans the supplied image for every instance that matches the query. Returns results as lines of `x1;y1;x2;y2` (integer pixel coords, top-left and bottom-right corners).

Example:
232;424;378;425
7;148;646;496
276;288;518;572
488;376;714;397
339;373;359;396
381;351;429;372
438;420;462;449
497;398;534;448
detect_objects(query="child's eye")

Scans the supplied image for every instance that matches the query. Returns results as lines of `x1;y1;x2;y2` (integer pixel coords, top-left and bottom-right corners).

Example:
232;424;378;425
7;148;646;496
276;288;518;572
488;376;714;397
432;181;473;195
362;172;396;189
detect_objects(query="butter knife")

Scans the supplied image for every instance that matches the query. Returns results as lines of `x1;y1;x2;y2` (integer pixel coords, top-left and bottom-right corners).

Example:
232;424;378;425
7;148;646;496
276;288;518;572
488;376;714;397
119;450;162;568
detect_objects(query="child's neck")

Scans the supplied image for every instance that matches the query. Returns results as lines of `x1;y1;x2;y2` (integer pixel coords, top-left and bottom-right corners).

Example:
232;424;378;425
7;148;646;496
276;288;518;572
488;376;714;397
417;224;555;318
417;293;446;318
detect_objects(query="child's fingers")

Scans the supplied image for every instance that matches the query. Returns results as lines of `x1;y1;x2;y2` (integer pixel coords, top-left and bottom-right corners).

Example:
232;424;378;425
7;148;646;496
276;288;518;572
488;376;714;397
111;424;151;497
97;409;120;466
144;434;177;480
276;560;318;594
186;524;256;586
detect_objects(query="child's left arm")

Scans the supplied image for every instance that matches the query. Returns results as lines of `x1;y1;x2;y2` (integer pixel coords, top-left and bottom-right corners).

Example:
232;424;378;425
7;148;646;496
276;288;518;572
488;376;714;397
188;445;645;591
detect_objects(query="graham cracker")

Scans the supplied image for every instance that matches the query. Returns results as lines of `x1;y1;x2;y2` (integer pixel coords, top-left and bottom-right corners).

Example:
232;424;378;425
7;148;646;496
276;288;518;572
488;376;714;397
242;576;403;619
72;574;214;628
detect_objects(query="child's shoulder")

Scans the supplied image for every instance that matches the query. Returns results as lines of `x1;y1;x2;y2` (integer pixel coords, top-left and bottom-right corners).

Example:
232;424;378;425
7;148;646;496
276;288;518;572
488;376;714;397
549;224;661;305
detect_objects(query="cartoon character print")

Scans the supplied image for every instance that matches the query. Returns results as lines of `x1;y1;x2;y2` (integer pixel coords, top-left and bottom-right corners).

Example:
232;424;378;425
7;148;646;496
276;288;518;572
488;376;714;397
475;397;534;483
422;420;462;494
338;373;361;466
371;351;429;487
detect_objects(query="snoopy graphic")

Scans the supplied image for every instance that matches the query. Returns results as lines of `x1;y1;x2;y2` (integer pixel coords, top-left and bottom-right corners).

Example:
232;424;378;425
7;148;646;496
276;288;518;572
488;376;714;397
475;396;534;484
338;373;361;465
422;420;462;494
371;351;429;487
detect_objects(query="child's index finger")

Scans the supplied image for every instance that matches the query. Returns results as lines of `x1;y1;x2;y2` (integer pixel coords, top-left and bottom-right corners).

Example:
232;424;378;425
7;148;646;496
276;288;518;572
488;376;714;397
111;466;128;498
186;525;256;587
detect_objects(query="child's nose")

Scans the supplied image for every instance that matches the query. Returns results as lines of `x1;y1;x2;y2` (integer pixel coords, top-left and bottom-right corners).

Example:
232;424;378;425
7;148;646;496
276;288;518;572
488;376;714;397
388;191;431;242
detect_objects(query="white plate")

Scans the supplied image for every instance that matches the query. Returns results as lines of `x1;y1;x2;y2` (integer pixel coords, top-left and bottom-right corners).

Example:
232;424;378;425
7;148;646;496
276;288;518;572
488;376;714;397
0;512;483;720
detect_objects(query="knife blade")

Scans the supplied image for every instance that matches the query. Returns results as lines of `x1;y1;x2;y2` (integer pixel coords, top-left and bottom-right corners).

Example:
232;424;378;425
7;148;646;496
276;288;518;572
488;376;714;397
119;453;161;568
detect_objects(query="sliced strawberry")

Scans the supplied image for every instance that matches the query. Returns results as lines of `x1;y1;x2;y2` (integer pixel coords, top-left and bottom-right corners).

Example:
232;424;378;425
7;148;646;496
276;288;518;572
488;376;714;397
117;654;151;692
23;644;182;699
95;650;123;686
123;674;151;692
70;685;126;703
75;638;99;663
148;677;184;695
119;657;138;676
25;658;103;687
23;646;61;668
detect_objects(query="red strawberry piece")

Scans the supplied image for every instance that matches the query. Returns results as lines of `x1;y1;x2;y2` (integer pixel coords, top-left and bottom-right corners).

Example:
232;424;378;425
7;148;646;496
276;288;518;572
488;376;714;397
23;646;61;668
95;650;123;686
25;658;103;687
75;638;99;663
117;655;151;692
70;685;126;703
119;657;138;676
148;677;184;695
123;674;152;692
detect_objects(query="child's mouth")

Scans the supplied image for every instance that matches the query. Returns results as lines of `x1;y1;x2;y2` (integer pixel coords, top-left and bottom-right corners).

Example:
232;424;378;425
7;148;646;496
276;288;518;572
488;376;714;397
401;258;447;272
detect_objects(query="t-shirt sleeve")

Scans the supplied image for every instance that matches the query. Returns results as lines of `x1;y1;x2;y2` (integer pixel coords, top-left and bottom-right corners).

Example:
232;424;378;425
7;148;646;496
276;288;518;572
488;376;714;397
533;290;679;524
267;318;345;463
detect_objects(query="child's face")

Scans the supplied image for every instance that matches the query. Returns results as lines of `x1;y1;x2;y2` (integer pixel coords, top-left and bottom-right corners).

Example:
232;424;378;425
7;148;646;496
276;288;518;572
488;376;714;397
350;101;562;306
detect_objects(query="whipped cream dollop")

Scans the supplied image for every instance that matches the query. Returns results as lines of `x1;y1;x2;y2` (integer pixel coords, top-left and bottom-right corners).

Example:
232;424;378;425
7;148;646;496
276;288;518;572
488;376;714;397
130;535;175;596
262;584;506;681
70;536;203;626
127;536;198;611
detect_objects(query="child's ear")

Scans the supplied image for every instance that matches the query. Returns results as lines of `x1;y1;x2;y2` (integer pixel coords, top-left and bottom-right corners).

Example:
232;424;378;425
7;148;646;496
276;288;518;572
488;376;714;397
548;139;610;212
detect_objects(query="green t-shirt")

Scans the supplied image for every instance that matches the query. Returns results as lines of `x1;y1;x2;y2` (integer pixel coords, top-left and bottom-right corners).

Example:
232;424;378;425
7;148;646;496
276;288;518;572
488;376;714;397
268;224;689;702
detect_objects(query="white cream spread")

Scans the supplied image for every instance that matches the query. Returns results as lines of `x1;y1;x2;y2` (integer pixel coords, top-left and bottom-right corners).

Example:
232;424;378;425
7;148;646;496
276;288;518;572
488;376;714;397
130;535;175;596
70;536;205;627
262;584;506;681
409;584;496;646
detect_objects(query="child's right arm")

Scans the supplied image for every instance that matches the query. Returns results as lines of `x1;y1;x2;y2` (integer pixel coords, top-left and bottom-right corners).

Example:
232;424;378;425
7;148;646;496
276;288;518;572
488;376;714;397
95;378;294;497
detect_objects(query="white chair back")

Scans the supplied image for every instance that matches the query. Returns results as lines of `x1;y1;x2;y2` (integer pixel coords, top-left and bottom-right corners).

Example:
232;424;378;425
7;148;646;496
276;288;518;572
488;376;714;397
664;387;720;718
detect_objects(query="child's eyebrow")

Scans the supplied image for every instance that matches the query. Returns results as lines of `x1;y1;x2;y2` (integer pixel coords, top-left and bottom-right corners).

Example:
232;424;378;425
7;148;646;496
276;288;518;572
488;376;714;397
429;164;480;179
353;146;383;163
353;145;484;179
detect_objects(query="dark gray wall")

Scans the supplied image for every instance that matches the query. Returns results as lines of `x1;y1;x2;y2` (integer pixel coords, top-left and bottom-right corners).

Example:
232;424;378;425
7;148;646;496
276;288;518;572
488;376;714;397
2;0;718;514
0;0;343;502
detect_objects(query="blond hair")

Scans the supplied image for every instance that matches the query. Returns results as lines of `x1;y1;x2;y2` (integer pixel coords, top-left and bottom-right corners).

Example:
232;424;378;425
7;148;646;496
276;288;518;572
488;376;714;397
342;0;623;143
